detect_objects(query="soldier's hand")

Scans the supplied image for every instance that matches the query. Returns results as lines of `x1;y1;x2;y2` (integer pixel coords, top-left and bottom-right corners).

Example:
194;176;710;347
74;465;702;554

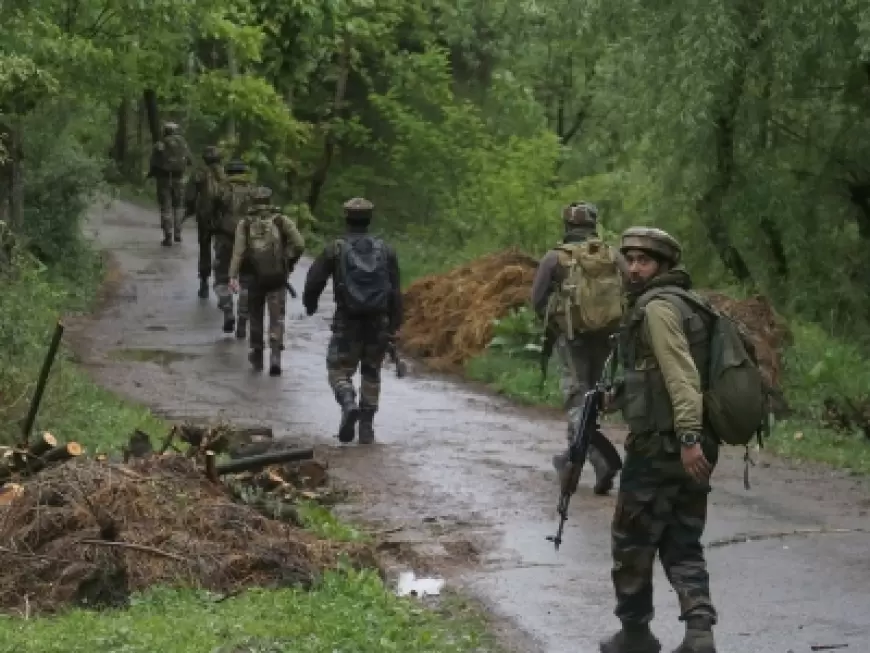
680;443;712;483
229;278;240;294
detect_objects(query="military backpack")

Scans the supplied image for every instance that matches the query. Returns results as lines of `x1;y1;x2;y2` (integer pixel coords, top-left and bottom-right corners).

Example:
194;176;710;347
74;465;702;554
635;287;769;448
217;182;253;236
160;134;188;173
334;235;392;317
244;214;286;291
546;239;624;337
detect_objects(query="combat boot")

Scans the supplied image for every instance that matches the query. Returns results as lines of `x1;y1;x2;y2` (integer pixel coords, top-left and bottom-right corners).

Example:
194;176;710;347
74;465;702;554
358;408;376;444
174;232;182;243
336;389;360;444
235;316;247;339
589;446;619;496
161;233;172;247
599;622;661;653
223;314;235;334
268;350;281;377
248;348;263;371
672;617;716;653
198;279;209;299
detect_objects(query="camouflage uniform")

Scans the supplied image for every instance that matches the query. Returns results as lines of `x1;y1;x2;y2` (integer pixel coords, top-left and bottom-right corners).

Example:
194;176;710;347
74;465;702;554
302;198;402;445
214;161;256;335
148;122;191;245
229;186;305;376
530;202;623;494
600;227;718;653
183;146;224;298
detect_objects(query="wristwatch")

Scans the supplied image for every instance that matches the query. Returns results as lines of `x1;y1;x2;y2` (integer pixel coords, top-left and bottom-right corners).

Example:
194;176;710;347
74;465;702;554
678;432;701;447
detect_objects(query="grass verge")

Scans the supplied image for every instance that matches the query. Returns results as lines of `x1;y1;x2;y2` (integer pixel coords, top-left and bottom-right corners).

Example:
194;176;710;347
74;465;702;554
0;231;503;653
0;571;499;653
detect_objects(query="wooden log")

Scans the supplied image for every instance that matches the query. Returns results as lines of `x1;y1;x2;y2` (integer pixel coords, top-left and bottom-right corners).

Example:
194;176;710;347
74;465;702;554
27;432;58;457
215;448;314;476
205;451;218;483
42;442;83;464
0;483;23;506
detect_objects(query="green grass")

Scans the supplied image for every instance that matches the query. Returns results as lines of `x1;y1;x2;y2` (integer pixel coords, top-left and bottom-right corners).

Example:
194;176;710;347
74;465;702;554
0;571;500;653
465;350;562;408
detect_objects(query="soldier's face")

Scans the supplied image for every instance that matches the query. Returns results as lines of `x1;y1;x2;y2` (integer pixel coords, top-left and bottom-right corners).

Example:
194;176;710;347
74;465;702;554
623;249;660;287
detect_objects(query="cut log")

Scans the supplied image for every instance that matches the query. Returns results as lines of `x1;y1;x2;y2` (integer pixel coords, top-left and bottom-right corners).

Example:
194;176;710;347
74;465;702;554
215;448;315;476
28;432;57;457
0;483;24;506
205;451;218;483
43;442;83;463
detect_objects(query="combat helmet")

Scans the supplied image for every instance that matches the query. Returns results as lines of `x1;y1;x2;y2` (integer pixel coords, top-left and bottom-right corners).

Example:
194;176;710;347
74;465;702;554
202;146;222;164
619;226;682;265
250;186;273;206
562;202;598;227
224;159;249;175
343;197;374;223
162;121;179;136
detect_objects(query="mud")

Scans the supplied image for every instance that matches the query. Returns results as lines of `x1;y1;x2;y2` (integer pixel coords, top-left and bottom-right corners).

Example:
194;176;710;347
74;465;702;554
65;200;870;653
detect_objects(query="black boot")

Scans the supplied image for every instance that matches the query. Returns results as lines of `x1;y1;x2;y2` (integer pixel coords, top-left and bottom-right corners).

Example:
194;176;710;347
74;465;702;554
248;348;263;371
336;389;360;444
223;315;235;334
235;316;247;339
198;278;209;299
161;234;172;247
268;350;281;377
358;408;376;444
672;617;716;653
599;622;661;653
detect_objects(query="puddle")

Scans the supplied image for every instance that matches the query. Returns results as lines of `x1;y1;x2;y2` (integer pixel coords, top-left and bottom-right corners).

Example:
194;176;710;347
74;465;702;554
109;348;198;367
396;571;446;598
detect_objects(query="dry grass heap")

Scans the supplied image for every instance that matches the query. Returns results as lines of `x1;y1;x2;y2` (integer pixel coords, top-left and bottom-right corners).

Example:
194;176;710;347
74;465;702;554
400;250;788;390
0;456;374;616
401;250;538;371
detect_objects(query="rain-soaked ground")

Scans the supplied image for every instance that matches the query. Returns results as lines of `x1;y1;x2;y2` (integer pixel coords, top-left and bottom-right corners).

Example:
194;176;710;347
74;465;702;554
66;199;870;653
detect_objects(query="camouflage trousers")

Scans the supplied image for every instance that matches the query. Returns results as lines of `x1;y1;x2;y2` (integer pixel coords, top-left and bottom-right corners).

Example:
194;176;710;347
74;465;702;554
155;174;184;237
326;318;389;410
556;333;621;470
212;234;248;320
196;217;213;280
611;434;719;626
248;283;286;351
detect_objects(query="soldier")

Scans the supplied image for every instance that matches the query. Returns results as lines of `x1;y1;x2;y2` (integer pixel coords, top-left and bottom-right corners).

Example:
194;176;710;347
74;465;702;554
184;146;225;299
228;186;305;376
147;121;191;246
213;159;255;336
598;227;718;653
530;201;624;495
302;198;402;445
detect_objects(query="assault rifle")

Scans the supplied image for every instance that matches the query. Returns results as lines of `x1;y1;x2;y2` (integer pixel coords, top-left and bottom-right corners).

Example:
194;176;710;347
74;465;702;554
546;334;619;551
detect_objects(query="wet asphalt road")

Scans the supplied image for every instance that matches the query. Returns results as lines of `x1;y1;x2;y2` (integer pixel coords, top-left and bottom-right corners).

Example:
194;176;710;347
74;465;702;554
69;199;870;653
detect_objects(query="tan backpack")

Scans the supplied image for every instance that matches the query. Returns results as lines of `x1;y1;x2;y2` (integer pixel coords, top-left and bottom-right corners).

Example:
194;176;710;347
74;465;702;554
546;239;624;337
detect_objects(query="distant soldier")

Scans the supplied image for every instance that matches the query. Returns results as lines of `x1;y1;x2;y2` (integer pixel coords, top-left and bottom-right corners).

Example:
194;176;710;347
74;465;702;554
184;146;225;299
229;186;305;375
147;121;191;246
302;198;402;444
213;160;255;335
531;201;624;494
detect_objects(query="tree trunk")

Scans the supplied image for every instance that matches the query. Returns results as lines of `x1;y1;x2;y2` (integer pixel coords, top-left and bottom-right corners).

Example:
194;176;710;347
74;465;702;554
112;98;129;173
142;89;160;143
307;35;352;212
695;3;759;286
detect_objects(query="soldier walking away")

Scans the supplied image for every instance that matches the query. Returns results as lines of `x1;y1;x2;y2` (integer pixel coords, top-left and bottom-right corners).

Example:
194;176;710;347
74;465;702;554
598;227;719;653
229;186;305;376
531;201;625;495
302;198;402;445
147;121;192;246
213;159;255;335
184;146;225;299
